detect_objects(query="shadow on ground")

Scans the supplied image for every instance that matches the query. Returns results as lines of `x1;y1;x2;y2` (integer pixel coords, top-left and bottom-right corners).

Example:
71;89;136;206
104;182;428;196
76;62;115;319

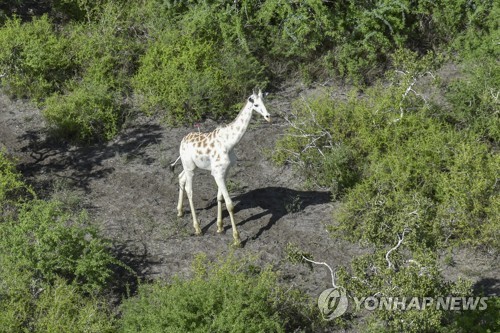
17;124;163;195
202;187;331;246
474;277;500;296
108;241;167;300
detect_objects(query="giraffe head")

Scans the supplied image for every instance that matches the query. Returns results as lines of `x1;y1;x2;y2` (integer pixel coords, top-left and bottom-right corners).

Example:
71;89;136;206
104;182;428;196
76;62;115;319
249;89;271;122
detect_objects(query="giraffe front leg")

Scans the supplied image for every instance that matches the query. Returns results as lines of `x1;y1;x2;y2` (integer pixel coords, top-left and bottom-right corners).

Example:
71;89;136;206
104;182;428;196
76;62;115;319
214;175;240;246
185;170;202;235
216;187;224;233
226;201;240;247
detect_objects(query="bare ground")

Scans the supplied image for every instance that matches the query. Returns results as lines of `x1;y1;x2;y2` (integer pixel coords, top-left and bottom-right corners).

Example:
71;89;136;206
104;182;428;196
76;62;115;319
0;85;498;320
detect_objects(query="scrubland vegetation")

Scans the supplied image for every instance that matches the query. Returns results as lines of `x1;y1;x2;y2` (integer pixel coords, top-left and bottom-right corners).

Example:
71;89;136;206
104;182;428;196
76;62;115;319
0;0;498;332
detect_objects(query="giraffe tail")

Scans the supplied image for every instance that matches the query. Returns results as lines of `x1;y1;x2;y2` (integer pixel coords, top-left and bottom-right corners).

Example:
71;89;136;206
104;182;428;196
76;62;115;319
169;156;181;172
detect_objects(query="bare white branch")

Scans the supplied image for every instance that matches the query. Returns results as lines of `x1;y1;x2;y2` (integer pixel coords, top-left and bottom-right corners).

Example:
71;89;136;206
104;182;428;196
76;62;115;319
301;256;338;289
277;95;334;171
385;228;411;269
393;70;434;122
398;76;418;119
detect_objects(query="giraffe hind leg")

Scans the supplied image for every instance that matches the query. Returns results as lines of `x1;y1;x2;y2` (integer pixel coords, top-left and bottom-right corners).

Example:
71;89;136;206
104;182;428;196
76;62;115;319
177;170;186;217
184;170;202;235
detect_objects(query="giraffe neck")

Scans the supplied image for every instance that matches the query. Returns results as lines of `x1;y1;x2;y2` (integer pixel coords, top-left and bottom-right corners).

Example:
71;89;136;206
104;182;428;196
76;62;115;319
218;101;253;151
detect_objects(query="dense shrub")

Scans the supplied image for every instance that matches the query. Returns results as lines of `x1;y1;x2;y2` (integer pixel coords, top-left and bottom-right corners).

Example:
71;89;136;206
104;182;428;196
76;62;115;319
0;264;116;333
273;92;364;194
0;15;72;100
120;253;317;333
0;150;32;207
275;67;499;250
443;56;499;143
30;277;116;333
0;154;118;332
64;2;140;90
0;252;33;333
252;0;334;59
43;2;139;141
1;0;496;138
337;249;479;333
335;121;499;250
43;81;122;141
0;3;138;142
133;3;262;123
0;200;116;293
429;0;498;46
448;297;500;333
287;240;498;332
0;256;116;333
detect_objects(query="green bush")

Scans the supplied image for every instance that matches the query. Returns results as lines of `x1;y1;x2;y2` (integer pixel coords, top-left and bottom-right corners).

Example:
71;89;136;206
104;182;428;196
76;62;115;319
0;252;33;333
65;2;140;90
0;149;118;332
41;2;139;142
253;0;334;59
0;150;33;207
0;200;116;293
338;249;475;333
31;277;116;333
429;0;498;46
275;71;498;250
43;81;122;141
330;2;408;82
0;15;72;100
120;253;316;333
273;92;364;194
0;3;139;142
133;3;262;123
335;120;498;250
443;56;499;143
448;296;500;333
2;0;495;137
133;33;229;122
0;255;116;333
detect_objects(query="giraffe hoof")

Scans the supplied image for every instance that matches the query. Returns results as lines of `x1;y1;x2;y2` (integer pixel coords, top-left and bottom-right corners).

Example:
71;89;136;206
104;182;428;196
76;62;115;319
231;235;241;247
177;211;184;217
194;228;202;236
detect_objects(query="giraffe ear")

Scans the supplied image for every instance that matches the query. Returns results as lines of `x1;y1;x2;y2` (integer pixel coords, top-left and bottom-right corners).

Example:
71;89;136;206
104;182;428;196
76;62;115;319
248;97;254;103
258;89;263;98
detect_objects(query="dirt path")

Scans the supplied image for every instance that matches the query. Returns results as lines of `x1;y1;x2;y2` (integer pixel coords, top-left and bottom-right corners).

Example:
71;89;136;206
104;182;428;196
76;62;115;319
0;90;498;302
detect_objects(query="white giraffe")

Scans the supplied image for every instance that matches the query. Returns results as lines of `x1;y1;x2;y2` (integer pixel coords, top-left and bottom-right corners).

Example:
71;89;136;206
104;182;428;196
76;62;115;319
170;89;271;246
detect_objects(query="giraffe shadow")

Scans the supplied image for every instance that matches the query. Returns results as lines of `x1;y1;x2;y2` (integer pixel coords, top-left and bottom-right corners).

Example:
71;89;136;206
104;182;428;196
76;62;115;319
17;123;163;195
202;187;331;246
